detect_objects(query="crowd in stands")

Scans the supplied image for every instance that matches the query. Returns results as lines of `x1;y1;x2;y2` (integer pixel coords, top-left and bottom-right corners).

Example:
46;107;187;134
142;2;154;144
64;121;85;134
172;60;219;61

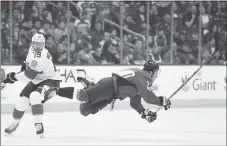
1;1;226;65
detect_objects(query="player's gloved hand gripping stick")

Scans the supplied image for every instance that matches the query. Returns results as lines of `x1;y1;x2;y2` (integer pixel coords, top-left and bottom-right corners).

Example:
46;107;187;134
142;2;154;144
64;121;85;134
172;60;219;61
154;32;220;116
1;62;26;85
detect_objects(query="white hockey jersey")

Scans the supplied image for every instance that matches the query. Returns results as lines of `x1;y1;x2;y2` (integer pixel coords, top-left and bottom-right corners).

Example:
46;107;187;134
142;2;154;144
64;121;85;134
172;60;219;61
23;46;60;84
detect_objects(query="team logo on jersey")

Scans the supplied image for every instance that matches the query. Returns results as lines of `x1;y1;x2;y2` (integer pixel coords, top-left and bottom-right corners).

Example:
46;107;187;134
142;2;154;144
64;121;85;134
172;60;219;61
30;60;38;68
181;71;217;92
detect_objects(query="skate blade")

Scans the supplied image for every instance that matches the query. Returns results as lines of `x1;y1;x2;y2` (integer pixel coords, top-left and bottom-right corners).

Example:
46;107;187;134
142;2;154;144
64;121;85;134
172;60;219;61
4;132;13;136
38;134;44;138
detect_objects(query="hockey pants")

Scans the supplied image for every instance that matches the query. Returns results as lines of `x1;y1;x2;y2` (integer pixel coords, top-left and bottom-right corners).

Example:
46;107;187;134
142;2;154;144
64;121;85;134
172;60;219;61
78;77;115;116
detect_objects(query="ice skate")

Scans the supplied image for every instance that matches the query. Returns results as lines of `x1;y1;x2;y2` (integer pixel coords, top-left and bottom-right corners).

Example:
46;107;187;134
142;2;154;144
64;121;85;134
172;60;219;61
35;123;44;138
4;122;19;135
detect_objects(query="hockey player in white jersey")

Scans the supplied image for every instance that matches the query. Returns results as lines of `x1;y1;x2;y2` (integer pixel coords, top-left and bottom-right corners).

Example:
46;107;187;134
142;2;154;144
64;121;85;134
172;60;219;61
3;33;60;138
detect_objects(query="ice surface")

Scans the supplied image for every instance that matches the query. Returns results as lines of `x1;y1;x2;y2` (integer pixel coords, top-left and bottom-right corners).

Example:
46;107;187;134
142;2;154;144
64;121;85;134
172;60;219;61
1;108;226;145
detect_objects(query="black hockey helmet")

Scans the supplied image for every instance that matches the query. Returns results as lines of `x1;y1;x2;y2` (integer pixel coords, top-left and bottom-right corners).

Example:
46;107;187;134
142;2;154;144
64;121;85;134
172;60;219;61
143;60;159;73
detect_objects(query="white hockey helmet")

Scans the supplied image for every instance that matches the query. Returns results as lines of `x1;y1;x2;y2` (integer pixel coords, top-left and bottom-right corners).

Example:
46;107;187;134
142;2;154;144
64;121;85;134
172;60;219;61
32;33;45;52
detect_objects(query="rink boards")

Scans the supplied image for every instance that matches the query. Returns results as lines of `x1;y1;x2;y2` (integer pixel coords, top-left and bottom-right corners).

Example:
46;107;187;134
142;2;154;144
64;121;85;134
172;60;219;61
1;65;226;113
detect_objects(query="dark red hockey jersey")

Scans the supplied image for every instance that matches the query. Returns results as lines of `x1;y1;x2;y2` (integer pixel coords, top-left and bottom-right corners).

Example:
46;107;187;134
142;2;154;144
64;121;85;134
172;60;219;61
116;68;161;113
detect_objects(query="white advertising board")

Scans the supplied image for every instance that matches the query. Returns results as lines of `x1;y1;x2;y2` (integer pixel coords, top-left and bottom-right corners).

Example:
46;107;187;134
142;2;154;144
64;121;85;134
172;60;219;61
1;65;226;104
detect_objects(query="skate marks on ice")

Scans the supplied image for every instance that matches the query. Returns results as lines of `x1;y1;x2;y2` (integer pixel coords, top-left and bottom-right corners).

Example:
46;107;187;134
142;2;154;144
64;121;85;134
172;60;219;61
1;108;226;145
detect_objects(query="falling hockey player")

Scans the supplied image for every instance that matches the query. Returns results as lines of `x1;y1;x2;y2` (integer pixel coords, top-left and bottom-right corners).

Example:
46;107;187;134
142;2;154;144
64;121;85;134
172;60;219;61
57;60;171;123
3;33;62;138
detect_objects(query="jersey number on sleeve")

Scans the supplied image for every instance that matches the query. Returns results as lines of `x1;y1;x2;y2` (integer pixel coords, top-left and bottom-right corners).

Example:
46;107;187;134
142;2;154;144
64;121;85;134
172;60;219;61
118;70;135;78
34;52;41;58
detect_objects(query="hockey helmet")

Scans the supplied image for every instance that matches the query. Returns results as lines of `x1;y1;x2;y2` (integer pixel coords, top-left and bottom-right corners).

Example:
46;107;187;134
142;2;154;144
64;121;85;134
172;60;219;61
31;33;45;52
143;60;159;73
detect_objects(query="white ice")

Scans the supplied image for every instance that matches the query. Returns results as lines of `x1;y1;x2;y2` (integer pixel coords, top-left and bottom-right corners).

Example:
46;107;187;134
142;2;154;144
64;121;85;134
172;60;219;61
1;108;226;145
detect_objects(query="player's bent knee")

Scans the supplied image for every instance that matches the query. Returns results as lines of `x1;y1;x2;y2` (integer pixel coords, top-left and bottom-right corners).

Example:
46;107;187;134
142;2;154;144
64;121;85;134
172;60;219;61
79;103;92;117
30;91;42;105
80;107;91;117
80;110;90;117
15;96;30;111
77;90;90;103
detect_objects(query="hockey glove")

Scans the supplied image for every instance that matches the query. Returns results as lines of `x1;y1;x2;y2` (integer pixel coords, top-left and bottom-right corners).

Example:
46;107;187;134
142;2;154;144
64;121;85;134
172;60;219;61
3;72;18;84
141;109;157;123
21;61;27;72
159;96;171;110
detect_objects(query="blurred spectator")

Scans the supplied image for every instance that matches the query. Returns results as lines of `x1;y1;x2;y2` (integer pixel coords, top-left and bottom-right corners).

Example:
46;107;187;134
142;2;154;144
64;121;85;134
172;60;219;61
149;4;161;35
41;8;53;23
34;19;41;30
99;31;111;48
182;4;198;29
38;20;51;36
53;21;67;42
101;41;120;64
90;22;103;46
76;23;92;43
123;48;135;65
162;42;181;64
133;39;146;64
156;2;172;17
1;1;226;65
32;2;46;19
68;43;77;64
12;8;23;26
55;44;67;64
1;49;10;64
201;5;210;35
76;41;95;64
90;45;103;64
54;11;66;27
45;35;57;59
149;47;163;64
124;15;137;32
178;44;198;64
154;29;167;54
126;3;146;33
18;19;33;45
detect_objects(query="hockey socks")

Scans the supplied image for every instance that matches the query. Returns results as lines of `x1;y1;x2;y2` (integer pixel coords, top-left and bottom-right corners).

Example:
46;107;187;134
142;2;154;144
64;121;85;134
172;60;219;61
12;108;25;124
30;91;44;137
31;104;44;123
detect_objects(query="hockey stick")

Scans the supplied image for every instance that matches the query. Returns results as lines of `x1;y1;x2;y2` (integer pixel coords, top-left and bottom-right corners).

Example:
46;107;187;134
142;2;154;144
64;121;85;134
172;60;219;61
155;42;220;114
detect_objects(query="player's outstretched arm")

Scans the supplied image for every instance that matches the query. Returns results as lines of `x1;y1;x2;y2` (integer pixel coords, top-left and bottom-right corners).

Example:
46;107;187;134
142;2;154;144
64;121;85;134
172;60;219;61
130;94;157;123
130;94;145;114
143;91;171;110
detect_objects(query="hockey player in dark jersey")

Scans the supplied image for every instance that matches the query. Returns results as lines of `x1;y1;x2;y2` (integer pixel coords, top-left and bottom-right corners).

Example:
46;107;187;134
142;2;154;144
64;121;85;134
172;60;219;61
57;60;171;123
